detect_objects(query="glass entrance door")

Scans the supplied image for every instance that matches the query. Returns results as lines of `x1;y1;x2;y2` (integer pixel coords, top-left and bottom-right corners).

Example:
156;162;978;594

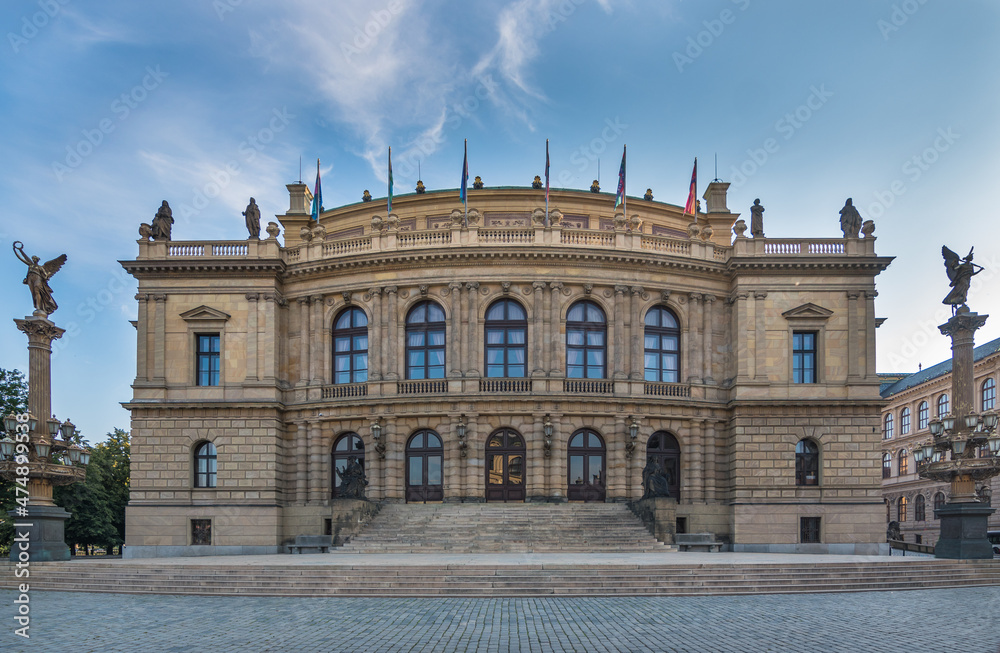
485;429;525;502
405;430;444;502
567;429;606;502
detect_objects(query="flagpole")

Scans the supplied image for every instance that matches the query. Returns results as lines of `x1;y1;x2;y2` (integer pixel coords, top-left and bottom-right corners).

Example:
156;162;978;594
623;144;627;221
463;139;469;228
387;146;392;215
545;139;549;227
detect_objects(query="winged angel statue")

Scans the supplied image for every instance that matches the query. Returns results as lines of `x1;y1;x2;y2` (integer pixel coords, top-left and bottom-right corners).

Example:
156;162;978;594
941;245;983;313
13;241;66;317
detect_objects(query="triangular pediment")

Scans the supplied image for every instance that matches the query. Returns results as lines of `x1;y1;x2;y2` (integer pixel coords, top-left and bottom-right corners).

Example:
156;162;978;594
781;303;833;320
179;305;231;321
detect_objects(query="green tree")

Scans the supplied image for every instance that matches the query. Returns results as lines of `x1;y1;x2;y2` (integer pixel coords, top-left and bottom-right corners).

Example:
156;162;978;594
0;368;29;555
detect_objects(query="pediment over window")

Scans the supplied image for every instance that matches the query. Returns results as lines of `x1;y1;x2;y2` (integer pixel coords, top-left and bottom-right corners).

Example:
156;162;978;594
180;306;231;322
781;303;833;320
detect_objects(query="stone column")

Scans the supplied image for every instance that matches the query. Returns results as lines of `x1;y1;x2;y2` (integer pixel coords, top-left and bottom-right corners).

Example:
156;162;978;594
548;282;564;377
135;293;149;381
367;288;382;382
847;290;861;380
687;293;702;384
704;420;717;503
864;290;878;379
753;291;768;380
295;421;307;504
15;318;65;444
448;282;463;377
630;286;644;380
297;297;310;385
384;416;402;500
311;295;324;385
245;292;259;382
308;420;323;503
262;294;278;382
613;286;628;379
152;294;166;383
687;419;704;503
532;282;546;376
530;413;546;501
702;294;716;385
466;282;480;377
609;415;626;498
384;287;398;380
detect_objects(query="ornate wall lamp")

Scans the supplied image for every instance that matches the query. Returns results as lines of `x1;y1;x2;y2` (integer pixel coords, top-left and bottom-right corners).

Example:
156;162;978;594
625;416;640;458
370;417;385;460
457;414;468;457
543;414;553;457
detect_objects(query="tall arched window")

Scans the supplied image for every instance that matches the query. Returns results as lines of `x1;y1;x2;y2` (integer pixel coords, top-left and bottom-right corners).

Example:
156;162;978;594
566;301;607;379
983;378;997;411
934;492;946;512
898;449;908;475
644;306;681;383
937;394;950;417
484;299;527;378
405;301;446;380
897;496;908;522
331;433;365;498
914;494;926;521
333;307;368;384
900;407;910;435
194;441;217;488
917;401;929;430
795;439;819;486
567;429;606;502
883;413;894;440
646;431;681;500
882;452;892;479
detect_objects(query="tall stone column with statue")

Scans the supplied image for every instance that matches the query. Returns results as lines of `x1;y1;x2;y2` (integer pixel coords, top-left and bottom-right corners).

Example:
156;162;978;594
0;242;90;561
913;246;1000;559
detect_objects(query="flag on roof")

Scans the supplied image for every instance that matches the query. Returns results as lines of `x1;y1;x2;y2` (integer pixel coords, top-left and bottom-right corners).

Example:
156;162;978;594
545;139;550;207
387;147;393;214
614;145;626;209
684;158;697;215
459;139;469;206
311;158;323;221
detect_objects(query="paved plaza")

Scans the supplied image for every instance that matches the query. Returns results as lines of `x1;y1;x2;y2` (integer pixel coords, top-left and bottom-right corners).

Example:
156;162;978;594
5;586;1000;652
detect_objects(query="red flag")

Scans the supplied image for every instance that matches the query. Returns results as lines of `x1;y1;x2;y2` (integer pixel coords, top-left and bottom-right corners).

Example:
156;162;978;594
684;158;697;215
614;145;626;209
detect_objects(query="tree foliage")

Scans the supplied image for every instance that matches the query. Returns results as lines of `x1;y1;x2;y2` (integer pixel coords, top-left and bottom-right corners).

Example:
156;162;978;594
0;368;29;555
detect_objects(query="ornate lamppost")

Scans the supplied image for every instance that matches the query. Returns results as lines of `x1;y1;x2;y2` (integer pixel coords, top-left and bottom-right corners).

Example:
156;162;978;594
0;242;90;561
912;246;1000;559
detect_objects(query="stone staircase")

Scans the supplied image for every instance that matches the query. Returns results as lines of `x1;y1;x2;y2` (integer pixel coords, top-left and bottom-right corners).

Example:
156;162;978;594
337;502;671;553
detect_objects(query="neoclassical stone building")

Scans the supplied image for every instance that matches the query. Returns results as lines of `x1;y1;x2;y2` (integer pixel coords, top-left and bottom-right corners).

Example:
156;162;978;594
881;337;1000;545
121;180;891;557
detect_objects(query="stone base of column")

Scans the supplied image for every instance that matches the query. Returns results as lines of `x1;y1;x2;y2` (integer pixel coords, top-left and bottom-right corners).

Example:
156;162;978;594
8;505;71;562
934;502;995;560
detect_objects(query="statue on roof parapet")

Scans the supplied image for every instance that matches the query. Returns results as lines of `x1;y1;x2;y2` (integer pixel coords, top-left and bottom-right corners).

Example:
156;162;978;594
839;198;863;238
750;199;765;238
243;197;261;239
151;200;174;241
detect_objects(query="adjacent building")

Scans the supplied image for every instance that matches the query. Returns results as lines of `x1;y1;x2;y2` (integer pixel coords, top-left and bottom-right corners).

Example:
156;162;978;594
120;178;892;557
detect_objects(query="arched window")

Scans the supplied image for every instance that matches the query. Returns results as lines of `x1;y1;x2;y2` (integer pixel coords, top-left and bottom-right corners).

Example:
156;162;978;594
646;431;681;500
333;307;368;384
937;394;950;417
882;452;892;479
917;401;929;430
934;491;946;512
194;441;217;488
983;378;997;411
405;430;443;502
795;439;819;486
484;299;527;378
643;306;680;383
897;496;908;522
900;407;910;435
566;301;607;379
914;494;926;521
405;301;446;380
883;413;894;440
331;433;364;498
567;429;606;502
898;449;908;476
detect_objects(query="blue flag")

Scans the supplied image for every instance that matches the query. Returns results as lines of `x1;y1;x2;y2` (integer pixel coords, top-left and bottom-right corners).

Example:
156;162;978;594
460;139;469;205
311;158;322;221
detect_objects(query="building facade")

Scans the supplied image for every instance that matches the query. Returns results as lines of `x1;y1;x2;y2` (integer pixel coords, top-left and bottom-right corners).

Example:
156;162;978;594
121;180;891;557
881;337;1000;545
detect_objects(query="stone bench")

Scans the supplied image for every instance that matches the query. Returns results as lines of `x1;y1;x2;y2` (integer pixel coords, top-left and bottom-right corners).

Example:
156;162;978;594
675;533;723;553
288;535;331;554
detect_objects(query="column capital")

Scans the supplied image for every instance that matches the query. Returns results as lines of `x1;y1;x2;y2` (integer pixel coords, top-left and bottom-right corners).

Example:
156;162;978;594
702;294;716;304
614;285;629;295
689;292;702;302
753;290;767;300
245;292;260;302
384;286;398;295
14;317;65;343
533;281;546;291
151;293;167;302
296;296;310;305
549;281;564;291
630;285;645;296
466;281;480;290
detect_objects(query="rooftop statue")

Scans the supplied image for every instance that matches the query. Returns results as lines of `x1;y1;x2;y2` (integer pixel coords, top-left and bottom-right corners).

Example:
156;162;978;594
243;197;261;239
750;199;765;238
13;241;66;317
151;200;174;241
839;198;862;238
941;245;983;312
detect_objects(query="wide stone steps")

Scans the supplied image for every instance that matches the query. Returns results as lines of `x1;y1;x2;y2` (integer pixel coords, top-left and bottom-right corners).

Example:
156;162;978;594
338;503;669;553
6;561;1000;597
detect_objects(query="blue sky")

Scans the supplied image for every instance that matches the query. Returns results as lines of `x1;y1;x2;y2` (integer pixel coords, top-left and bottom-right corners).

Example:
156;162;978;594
1;0;998;442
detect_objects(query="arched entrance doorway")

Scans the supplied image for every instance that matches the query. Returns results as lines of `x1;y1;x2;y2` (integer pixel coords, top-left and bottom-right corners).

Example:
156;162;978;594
567;429;606;502
646;431;680;500
405;430;443;502
485;429;525;502
331;432;365;498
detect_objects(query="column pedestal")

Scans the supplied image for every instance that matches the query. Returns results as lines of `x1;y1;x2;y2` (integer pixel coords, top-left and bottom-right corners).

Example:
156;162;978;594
8;506;71;562
934;502;996;560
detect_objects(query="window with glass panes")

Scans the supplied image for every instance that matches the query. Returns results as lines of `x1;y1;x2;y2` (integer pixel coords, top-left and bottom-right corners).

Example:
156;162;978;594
405;302;446;379
900;407;910;435
643;306;680;383
792;331;817;383
194;441;217;488
884;413;894;439
566;301;606;379
196;334;220;386
918;401;929;430
898;449;908;475
484;299;527;378
937;394;950;417
983;378;996;411
333;308;368;384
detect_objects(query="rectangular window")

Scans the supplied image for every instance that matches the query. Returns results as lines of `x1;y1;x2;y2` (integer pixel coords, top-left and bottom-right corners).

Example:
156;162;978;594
196;334;220;386
800;517;821;544
191;519;212;546
792;331;817;384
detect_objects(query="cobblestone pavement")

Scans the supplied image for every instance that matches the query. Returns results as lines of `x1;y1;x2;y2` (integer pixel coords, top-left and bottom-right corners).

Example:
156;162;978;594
4;587;1000;652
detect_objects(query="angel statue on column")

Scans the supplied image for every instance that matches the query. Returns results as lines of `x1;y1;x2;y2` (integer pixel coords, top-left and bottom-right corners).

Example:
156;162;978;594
13;241;66;317
941;245;983;313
